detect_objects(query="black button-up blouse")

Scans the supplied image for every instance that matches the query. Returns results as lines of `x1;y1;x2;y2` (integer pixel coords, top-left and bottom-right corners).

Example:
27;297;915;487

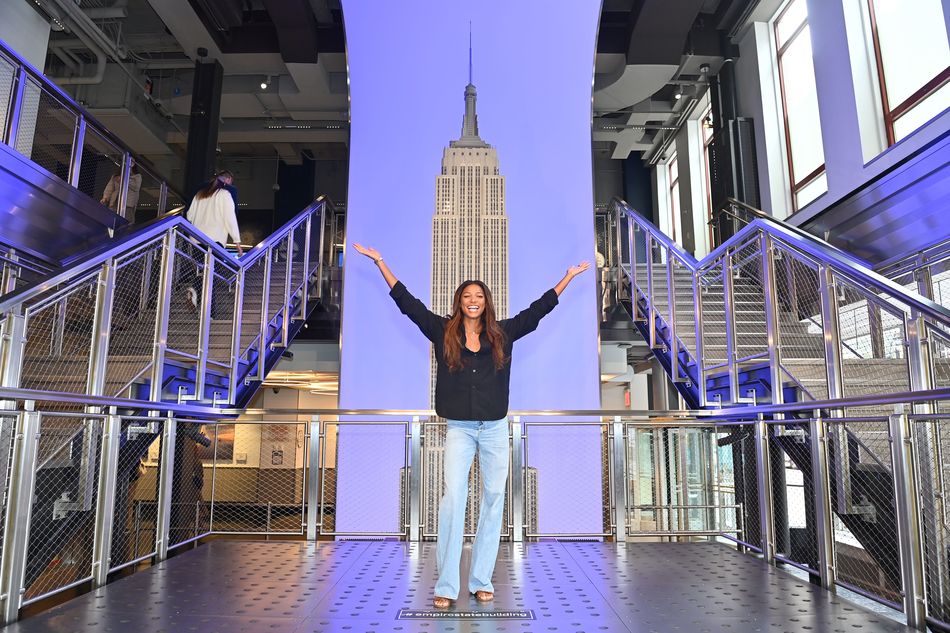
389;281;559;420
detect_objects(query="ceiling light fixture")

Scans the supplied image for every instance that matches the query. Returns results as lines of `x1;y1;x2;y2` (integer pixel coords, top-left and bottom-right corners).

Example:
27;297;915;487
260;76;271;90
673;90;682;100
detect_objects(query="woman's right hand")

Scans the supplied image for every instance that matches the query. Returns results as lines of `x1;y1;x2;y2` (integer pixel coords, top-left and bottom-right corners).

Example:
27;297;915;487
352;243;382;262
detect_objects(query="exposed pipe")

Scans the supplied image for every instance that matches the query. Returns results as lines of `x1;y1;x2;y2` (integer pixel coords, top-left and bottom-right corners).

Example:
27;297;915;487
49;26;107;85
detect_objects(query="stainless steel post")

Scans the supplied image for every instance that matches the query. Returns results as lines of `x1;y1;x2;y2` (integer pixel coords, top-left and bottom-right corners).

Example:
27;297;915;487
280;231;294;347
760;234;784;408
722;255;739;404
228;267;245;405
306;416;321;540
667;256;680;382
3;67;27;147
257;253;273;381
115;153;132;220
149;233;177;402
315;205;327;300
511;416;524;543
193;250;215;401
87;259;116;397
754;415;775;563
889;409;927;629
817;265;851;513
613;206;625;312
809;414;837;590
92;410;121;586
0;407;40;624
67;117;86;189
409;415;422;541
694;270;706;407
645;234;656;348
0;314;27;394
298;215;312;321
611;416;627;542
157;181;168;216
629;219;639;322
154;414;177;561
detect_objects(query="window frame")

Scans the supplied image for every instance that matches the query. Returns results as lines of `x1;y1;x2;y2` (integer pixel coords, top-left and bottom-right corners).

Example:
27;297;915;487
865;0;950;145
773;0;826;211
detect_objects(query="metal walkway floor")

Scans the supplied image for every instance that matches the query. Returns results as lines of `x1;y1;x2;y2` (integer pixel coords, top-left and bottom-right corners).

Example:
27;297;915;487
7;540;910;633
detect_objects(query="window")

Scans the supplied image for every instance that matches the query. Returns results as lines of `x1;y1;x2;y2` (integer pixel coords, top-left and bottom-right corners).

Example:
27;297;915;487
774;0;827;210
866;0;950;143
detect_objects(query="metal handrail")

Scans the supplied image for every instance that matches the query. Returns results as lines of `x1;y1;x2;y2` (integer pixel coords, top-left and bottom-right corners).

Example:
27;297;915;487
0;37;184;217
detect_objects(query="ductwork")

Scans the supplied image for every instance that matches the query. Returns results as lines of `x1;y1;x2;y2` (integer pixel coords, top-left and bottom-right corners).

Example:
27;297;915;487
41;0;129;85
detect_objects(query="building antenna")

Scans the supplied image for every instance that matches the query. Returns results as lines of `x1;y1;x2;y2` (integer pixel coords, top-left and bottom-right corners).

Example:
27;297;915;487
468;21;473;84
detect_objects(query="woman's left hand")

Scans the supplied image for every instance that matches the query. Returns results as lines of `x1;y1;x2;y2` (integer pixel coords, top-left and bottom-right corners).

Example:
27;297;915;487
568;261;591;278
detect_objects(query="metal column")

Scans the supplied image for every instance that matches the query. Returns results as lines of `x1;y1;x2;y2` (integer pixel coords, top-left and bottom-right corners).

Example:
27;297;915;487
889;409;927;629
409;416;422;541
611;416;627;542
511;416;524;543
154;414;177;561
809;414;837;591
92;410;121;586
754;415;775;563
306;416;321;541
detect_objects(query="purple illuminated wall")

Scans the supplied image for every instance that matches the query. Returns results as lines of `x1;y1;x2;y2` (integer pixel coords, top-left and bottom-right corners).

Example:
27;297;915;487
338;0;603;534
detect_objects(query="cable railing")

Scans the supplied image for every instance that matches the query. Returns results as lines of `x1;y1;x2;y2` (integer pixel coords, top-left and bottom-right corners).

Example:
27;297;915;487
614;196;950;411
0;37;184;222
0;197;336;408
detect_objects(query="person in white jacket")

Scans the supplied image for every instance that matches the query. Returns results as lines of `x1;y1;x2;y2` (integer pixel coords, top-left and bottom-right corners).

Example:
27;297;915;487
100;163;142;218
183;170;244;308
186;170;244;255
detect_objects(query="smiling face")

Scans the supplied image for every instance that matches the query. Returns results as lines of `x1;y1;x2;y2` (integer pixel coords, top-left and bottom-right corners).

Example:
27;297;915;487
459;283;486;322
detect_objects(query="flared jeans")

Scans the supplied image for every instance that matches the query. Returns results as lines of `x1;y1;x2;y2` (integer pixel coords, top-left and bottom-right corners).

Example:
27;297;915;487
434;418;509;599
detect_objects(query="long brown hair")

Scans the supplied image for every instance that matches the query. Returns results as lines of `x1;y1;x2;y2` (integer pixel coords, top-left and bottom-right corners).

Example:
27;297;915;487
443;280;507;371
195;170;233;200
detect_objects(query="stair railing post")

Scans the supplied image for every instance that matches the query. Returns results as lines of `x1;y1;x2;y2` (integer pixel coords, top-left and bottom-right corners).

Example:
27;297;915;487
754;414;775;563
257;252;273;381
298;215;312;321
315;205;327;301
154;413;177;561
629;220;640;322
667;256;680;381
722;252;739;404
890;407;928;629
3;65;27;147
280;231;294;347
809;411;837;591
409;415;422;542
193;250;214;401
67;117;86;189
306;415;321;541
511;416;524;543
150;232;177;402
645;234;656;349
228;266;245;405
906;264;945;618
0;405;40;624
92;408;121;587
817;265;852;513
760;233;784;408
694;270;706;406
613;205;625;316
611;416;628;542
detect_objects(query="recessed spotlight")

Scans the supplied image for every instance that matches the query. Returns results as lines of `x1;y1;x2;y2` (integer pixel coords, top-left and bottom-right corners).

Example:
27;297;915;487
260;76;271;90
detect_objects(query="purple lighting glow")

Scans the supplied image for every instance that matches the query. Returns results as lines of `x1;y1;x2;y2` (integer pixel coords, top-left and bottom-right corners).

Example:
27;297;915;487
338;0;602;535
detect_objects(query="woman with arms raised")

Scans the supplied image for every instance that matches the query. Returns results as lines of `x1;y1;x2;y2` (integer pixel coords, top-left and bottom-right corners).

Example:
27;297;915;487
352;242;589;609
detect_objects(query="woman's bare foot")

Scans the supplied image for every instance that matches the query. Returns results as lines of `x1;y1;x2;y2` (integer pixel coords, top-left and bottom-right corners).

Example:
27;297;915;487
433;596;452;609
473;590;494;602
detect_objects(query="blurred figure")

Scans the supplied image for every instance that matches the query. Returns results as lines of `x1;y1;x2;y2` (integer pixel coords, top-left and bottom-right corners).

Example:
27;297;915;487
101;162;142;218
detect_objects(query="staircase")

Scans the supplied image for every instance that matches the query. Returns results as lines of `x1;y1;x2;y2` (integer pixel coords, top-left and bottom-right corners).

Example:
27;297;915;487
613;197;950;601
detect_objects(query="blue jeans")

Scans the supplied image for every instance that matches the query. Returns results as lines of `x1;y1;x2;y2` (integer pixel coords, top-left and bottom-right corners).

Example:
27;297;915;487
435;418;509;599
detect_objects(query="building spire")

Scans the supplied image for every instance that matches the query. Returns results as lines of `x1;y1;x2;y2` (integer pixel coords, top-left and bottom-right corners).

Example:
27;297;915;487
455;23;488;148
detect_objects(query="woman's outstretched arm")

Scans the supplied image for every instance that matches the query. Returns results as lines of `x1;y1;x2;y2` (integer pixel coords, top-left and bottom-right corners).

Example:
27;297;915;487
352;243;398;289
554;261;591;296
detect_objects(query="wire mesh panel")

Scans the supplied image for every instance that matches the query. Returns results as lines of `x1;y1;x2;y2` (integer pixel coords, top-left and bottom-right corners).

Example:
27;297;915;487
914;417;950;626
770;422;819;574
239;255;266;369
715;424;761;551
699;263;727;368
20;273;99;394
109;417;163;571
651;241;671;334
106;243;164;397
524;422;608;537
0;54;17;139
267;247;289;325
14;78;76;181
290;221;308;296
827;418;902;605
833;275;911;400
929;327;950;415
166;236;205;361
132;168;165;223
419;422;513;539
208;266;238;367
167;422;213;549
76;127;123;210
209;423;306;534
23;415;102;604
730;238;768;364
772;245;826;399
626;427;659;535
671;258;697;367
326;422;407;536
